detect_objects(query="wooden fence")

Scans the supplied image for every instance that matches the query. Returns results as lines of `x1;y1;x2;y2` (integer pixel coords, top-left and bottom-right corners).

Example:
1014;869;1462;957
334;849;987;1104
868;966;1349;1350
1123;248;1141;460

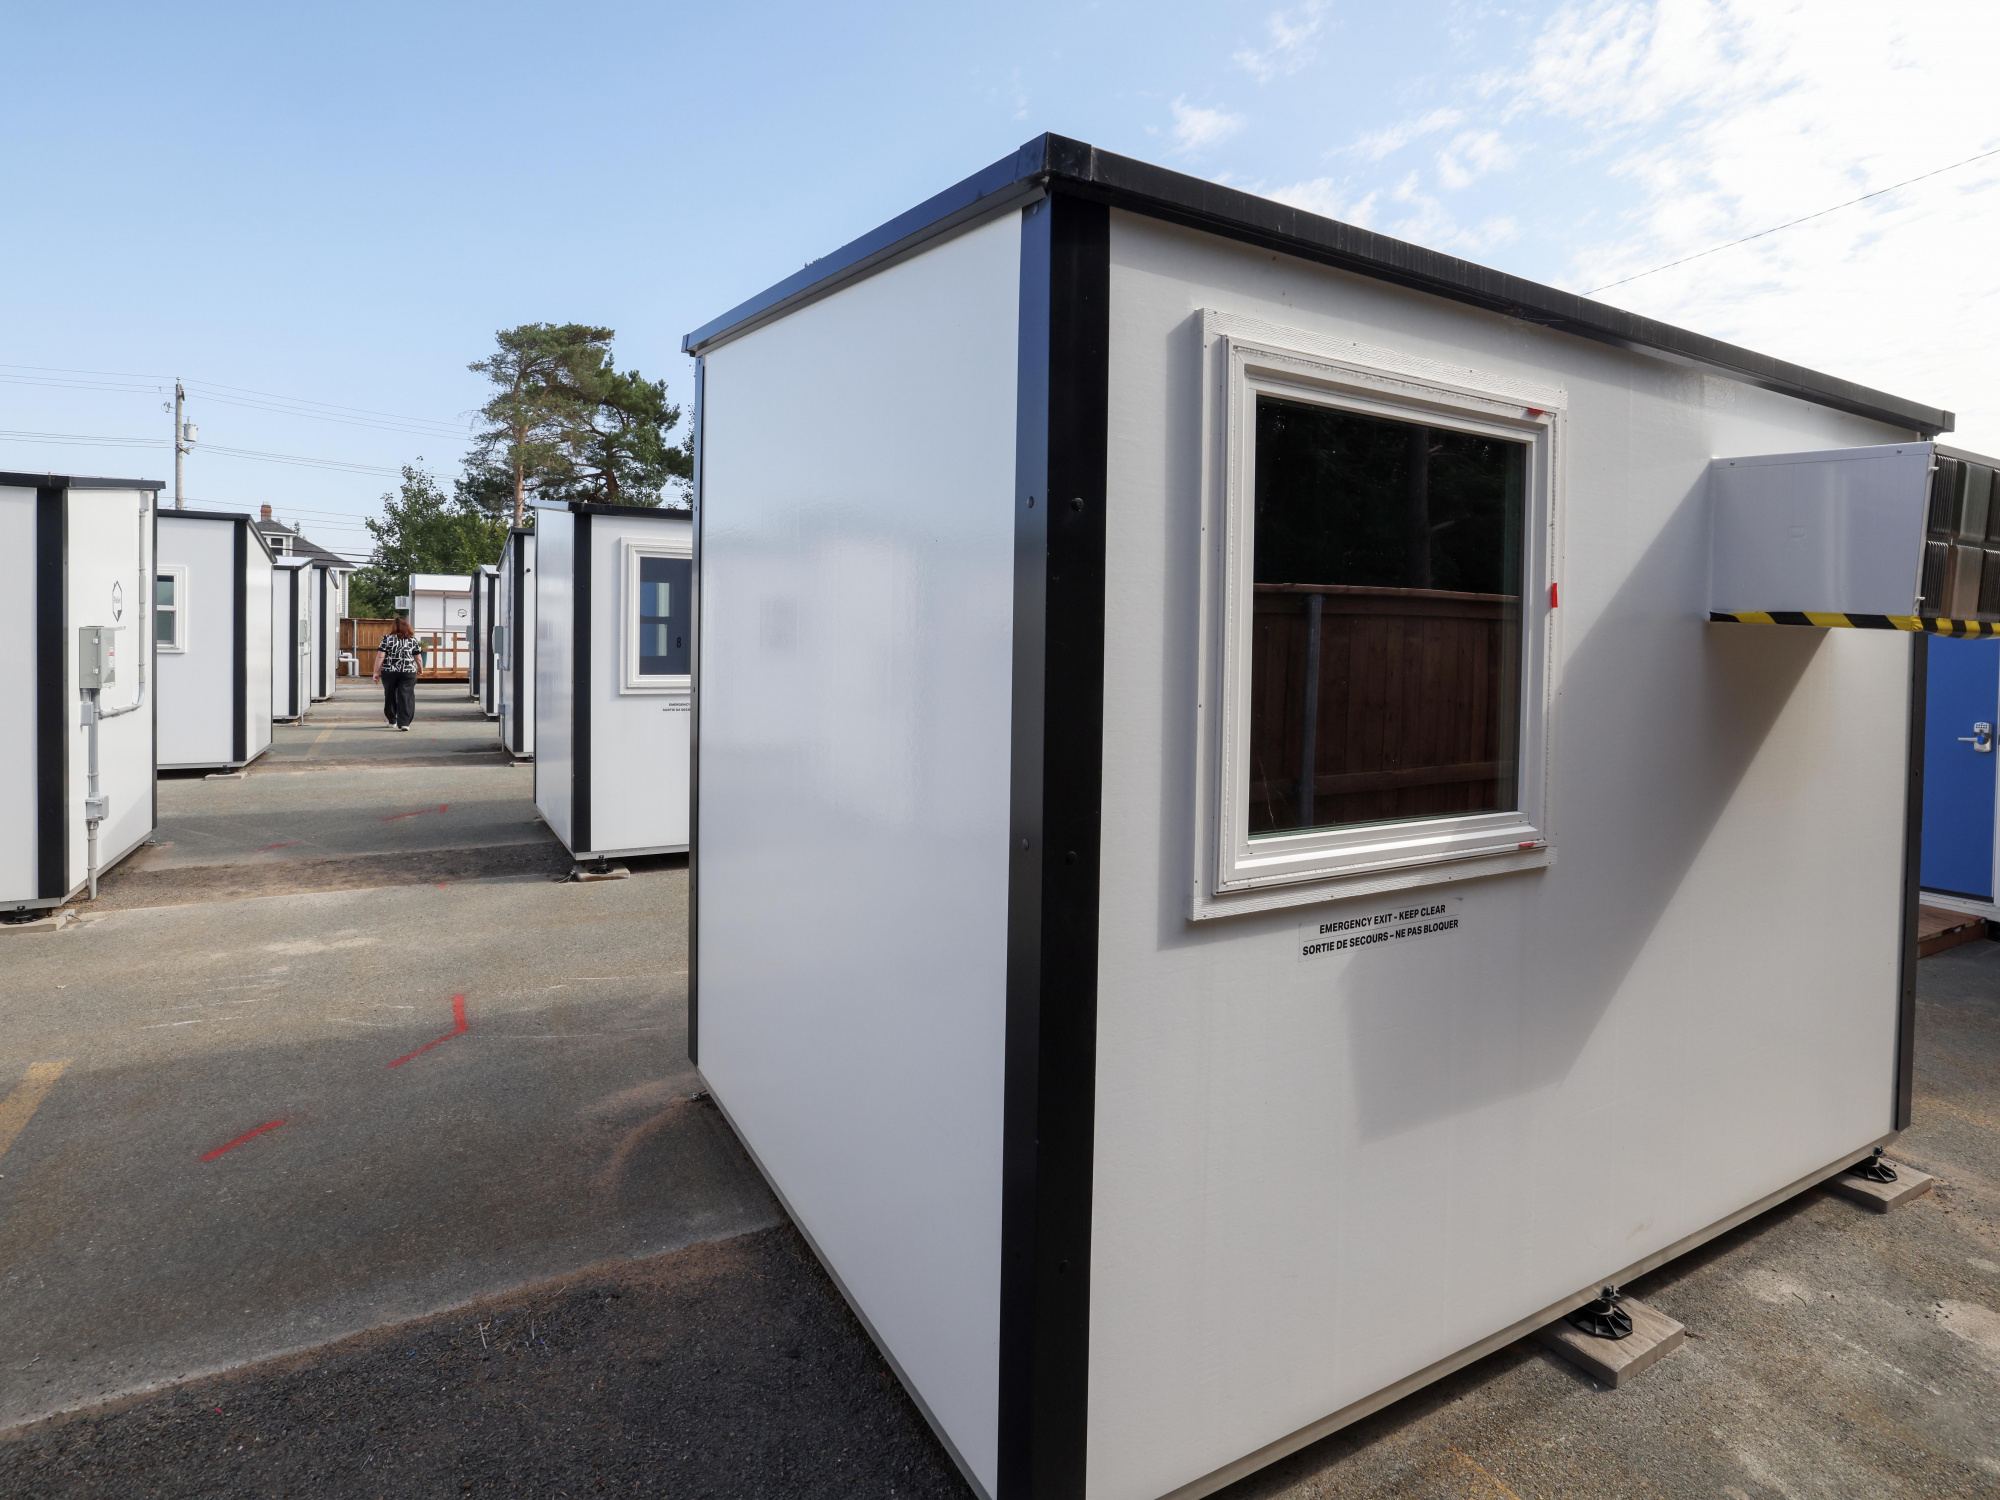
340;618;470;681
1248;583;1520;834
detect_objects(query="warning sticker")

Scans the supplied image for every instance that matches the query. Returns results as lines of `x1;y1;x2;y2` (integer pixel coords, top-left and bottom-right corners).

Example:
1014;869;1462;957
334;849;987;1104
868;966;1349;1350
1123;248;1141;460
1297;898;1463;962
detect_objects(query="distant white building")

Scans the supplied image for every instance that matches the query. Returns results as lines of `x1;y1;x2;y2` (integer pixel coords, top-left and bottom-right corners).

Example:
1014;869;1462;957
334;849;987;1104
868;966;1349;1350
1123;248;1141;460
407;573;473;633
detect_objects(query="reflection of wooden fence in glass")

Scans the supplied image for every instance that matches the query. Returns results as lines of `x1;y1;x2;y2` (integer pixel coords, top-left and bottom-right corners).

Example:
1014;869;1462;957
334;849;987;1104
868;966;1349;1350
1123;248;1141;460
1249;584;1519;834
340;618;470;681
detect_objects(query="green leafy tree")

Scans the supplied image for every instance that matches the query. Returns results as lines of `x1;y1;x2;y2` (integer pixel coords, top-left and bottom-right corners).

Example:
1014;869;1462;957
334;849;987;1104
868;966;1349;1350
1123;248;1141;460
547;360;691;509
349;466;510;618
468;323;598;526
467;323;691;519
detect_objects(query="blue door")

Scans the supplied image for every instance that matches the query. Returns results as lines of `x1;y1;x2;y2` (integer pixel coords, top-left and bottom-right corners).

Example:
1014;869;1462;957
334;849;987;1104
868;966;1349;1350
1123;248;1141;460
1922;636;2000;899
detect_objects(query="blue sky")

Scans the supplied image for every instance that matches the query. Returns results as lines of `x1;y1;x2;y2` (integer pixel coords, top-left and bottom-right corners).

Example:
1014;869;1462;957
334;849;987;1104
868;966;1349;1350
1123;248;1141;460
6;1;1995;562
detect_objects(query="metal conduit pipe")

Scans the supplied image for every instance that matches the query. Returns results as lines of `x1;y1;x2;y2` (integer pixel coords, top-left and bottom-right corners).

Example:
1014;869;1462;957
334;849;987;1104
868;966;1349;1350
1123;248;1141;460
83;490;153;900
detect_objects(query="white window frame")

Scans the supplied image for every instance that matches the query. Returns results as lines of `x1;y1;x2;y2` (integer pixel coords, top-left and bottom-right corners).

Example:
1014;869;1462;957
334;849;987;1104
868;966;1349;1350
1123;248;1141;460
1192;309;1565;920
155;565;189;654
620;535;692;694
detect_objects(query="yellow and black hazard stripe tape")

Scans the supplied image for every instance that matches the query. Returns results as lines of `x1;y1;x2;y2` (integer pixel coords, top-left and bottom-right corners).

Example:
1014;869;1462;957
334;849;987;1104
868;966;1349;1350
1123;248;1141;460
1709;611;2000;638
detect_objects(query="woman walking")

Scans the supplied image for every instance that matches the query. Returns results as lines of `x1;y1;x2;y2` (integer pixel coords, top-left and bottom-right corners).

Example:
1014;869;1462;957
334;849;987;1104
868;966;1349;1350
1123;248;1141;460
373;617;427;730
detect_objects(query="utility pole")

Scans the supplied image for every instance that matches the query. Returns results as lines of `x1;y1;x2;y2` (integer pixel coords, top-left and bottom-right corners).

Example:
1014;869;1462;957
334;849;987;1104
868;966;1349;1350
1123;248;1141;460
173;380;187;509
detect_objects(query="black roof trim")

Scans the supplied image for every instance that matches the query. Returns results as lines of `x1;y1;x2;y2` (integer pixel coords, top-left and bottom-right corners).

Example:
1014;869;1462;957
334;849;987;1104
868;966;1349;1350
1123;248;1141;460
159;506;255;522
159;508;277;561
565;499;693;519
525;498;690;519
682;133;1951;437
0;472;166;490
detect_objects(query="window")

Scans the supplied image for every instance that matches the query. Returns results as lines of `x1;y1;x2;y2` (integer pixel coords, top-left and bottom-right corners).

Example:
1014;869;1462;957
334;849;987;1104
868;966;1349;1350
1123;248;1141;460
155;568;187;652
622;538;693;691
1196;312;1558;916
1249;399;1524;835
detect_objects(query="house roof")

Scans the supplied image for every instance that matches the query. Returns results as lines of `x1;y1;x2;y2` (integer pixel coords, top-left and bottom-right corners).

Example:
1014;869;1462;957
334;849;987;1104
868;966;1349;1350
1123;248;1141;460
682;133;1951;437
252;516;357;568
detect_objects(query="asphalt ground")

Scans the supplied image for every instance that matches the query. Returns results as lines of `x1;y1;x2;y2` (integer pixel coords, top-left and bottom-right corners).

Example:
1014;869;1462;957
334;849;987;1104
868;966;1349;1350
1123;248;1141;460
0;682;779;1435
4;939;1996;1499
255;678;512;771
1;682;1996;1497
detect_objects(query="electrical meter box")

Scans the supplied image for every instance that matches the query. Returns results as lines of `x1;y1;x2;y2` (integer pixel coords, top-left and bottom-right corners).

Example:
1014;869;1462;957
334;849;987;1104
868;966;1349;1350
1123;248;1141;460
78;625;118;690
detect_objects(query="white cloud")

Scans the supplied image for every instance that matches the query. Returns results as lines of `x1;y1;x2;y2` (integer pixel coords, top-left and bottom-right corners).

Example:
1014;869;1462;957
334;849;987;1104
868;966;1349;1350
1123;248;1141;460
1436;129;1517;189
1344;108;1465;162
1236;2;1330;83
1171;97;1246;154
1502;0;2000;447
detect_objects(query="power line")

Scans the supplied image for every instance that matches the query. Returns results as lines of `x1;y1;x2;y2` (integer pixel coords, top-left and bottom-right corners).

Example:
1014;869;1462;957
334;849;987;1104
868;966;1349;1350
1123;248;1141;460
0;429;400;474
0;361;470;434
0;429;161;448
0;371;470;441
192;393;468;440
1585;142;2000;296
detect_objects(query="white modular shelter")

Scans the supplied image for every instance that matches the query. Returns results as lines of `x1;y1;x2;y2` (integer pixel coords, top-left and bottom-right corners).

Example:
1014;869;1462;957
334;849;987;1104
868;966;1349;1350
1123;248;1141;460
157;509;275;771
473;563;499;712
683;135;1954;1500
271;557;312;723
496;529;536;757
533;502;692;860
408;572;473;634
0;473;161;912
307;559;349;700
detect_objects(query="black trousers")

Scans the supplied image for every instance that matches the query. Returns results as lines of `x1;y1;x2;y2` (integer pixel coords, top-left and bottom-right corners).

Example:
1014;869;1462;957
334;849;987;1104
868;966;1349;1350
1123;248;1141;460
382;671;417;727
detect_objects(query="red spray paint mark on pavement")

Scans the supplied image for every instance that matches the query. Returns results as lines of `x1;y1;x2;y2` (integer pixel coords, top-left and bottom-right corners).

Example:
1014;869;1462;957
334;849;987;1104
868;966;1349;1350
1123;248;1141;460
380;804;449;822
201;1119;286;1161
387;995;469;1069
257;841;302;851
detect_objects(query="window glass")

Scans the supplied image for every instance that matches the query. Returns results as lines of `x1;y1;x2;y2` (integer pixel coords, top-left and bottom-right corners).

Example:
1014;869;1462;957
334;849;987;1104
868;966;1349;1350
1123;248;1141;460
1249;396;1524;837
637;555;692;676
156;573;178;647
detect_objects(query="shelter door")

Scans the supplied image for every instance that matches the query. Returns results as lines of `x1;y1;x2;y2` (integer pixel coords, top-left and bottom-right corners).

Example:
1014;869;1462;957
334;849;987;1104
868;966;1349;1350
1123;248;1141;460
1922;636;2000;899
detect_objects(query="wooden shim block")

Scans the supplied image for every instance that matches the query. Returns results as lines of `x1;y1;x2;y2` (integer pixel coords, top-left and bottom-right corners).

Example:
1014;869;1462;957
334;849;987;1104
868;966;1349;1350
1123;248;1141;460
1826;1160;1935;1213
1535;1297;1685;1388
568;863;631;883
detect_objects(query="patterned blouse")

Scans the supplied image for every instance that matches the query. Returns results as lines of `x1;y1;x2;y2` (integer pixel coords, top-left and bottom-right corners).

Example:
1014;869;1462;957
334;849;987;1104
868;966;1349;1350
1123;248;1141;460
378;633;427;673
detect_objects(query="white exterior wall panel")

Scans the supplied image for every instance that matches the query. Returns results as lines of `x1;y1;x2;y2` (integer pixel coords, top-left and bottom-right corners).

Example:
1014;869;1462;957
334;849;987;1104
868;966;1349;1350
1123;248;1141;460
158;513;272;770
310;562;347;699
68;489;157;880
593;512;690;857
1;483;158;907
243;547;274;760
498;533;536;756
534;514;575;850
1084;211;1918;1500
696;211;1022;1496
157;517;235;768
272;560;310;721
